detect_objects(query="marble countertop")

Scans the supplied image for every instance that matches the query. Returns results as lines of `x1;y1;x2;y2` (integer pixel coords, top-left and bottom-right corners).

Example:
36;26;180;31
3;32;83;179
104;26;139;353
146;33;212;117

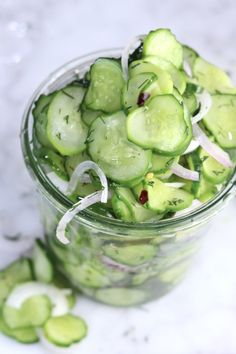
1;0;236;353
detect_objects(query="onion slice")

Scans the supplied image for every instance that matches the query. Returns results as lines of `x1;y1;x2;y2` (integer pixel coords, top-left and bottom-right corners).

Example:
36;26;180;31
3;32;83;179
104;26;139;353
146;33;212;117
164;182;186;188
193;124;233;168
47;172;68;193
192;90;212;124
57;190;105;245
183;60;192;77
171;162;199;181
183;139;200;155
65;161;108;203
175;199;202;217
121;34;145;80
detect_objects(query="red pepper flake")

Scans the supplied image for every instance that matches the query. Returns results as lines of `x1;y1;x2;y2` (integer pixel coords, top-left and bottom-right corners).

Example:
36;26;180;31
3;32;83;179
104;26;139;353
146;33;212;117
137;92;150;106
139;190;148;204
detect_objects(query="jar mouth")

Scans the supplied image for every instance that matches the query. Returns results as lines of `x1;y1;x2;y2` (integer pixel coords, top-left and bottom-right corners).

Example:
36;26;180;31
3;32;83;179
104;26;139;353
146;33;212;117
20;48;236;232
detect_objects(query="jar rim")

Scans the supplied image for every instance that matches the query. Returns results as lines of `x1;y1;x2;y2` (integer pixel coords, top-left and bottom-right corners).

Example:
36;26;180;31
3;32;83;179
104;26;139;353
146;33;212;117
20;48;236;233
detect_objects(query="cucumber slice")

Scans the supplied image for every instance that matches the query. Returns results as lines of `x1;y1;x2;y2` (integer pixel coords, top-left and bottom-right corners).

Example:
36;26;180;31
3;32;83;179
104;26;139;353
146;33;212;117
88;111;151;184
122;72;156;111
36;148;68;180
183;45;198;68
3;295;51;329
143;29;183;68
0;258;32;307
193;57;235;93
84;59;124;113
127;95;192;156
81;108;104;126
172;88;183;103
44;314;87;347
0;311;38;344
103;243;156;266
129;60;173;94
203;94;236;148
32;239;54;283
151;155;179;174
145;177;193;213
47;86;88;156
112;187;157;222
183;92;198;114
95;287;147;306
200;149;232;184
143;56;186;94
33;93;55;149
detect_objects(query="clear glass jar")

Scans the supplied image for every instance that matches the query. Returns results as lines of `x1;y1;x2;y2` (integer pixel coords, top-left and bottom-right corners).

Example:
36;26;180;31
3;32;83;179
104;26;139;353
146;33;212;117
21;49;236;307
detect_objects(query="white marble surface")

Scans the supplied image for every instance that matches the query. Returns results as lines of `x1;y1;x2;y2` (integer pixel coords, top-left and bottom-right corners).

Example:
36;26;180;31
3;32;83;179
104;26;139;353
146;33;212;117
1;0;236;353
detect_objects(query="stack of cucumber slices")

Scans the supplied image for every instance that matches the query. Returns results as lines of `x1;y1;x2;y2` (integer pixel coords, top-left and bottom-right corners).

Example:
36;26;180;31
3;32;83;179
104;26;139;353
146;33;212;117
0;240;87;348
32;28;236;239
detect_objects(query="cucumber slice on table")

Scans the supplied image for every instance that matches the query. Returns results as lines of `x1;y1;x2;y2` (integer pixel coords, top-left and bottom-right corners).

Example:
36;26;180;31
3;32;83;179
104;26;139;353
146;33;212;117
95;287;147;306
32;239;54;283
112;187;157;222
84;58;124;112
144;177;193;213
193;57;236;93
33;93;55;149
88;111;151;185
0;258;32;307
143;28;183;68
44;314;87;347
35;147;68;180
103;242;156;266
129;60;173;94
47;85;88;156
0;311;38;344
122;72;157;111
203;94;236;148
127;94;192;156
3;295;52;329
143;56;186;94
200;149;232;184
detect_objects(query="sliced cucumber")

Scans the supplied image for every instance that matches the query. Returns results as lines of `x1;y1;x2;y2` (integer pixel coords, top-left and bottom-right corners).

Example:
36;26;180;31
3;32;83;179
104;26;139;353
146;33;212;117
183;92;198;114
84;58;124;112
81;108;104;126
88;111;151;184
35;147;68;180
103;242;156;266
129;60;173;94
0;312;38;344
44;314;87;347
203;94;236;148
127;95;192;156
95;287;147;306
143;28;183;68
151;155;179;174
143;56;186;93
200;149;232;184
32;239;54;283
47;85;88;156
3;295;51;329
122;72;156;111
193;57;235;93
183;45;198;68
33;93;55;149
112;187;157;222
0;258;32;307
145;177;193;213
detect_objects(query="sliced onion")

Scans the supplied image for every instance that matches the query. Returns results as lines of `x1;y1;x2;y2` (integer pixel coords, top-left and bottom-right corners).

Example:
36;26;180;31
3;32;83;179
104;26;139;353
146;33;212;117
183;139;200;155
193;124;233;167
101;255;147;273
47;172;68;193
6;281;71;316
175;199;202;217
57;190;104;245
121;34;145;80
171;162;199;181
164;182;186;188
183;60;192;77
65;161;108;203
192;90;212;124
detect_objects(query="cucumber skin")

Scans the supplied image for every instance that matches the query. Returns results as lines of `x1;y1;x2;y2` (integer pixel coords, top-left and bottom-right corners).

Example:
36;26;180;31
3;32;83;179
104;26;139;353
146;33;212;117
32;239;54;283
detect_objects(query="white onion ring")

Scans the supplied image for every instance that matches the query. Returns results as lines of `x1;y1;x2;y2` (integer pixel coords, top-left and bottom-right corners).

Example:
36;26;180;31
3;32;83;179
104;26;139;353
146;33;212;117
183;59;193;77
183;139;200;155
121;34;145;80
192;90;212;124
192;124;233;168
65;161;108;203
164;182;186;188
47;172;68;193
171;162;199;181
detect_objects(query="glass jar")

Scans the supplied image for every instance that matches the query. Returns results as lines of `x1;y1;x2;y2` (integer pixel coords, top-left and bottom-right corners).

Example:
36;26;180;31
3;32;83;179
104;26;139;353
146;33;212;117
21;49;236;307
